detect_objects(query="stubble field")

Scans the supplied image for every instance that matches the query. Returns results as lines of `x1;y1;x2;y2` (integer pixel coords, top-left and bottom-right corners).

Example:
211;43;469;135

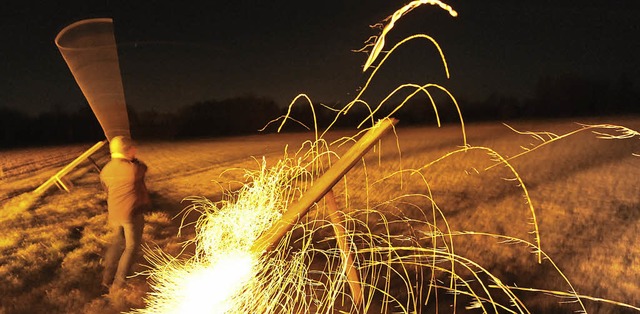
1;116;639;313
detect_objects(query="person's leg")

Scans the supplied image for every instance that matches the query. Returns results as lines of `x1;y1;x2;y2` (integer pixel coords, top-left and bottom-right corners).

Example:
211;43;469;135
102;224;125;287
112;214;144;288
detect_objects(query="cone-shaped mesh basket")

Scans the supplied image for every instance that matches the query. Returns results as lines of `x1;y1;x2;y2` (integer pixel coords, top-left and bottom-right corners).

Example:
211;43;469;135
55;18;130;141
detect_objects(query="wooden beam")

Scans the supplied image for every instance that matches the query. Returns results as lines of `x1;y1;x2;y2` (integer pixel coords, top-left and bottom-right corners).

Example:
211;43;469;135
33;140;107;195
251;118;398;254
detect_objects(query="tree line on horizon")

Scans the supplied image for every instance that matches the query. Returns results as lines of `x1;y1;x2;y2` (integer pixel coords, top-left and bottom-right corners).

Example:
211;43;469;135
1;74;638;149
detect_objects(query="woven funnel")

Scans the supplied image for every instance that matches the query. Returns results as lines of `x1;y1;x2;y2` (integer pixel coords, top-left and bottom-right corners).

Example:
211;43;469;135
55;18;130;141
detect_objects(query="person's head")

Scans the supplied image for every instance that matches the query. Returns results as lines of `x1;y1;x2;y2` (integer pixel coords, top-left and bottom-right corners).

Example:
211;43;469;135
109;136;136;159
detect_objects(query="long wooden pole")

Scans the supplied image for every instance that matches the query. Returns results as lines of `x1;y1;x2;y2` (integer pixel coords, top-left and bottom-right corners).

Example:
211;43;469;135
33;140;106;195
250;118;397;254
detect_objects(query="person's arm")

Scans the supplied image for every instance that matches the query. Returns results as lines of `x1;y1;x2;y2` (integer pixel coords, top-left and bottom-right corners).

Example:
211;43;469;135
134;160;152;208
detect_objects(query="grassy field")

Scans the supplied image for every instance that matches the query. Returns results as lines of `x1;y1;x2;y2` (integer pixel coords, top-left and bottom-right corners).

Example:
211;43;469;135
1;116;639;313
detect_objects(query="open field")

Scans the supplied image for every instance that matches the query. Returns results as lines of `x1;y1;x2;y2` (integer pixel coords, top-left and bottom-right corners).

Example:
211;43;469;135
1;116;639;313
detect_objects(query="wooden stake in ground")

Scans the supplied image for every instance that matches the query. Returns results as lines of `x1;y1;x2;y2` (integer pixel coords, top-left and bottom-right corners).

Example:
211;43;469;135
325;189;363;308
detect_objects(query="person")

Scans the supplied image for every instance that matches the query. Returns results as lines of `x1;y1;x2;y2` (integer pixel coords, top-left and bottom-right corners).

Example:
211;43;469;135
100;135;151;292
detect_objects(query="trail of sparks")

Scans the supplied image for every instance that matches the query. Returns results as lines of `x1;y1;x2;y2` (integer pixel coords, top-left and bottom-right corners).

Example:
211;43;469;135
361;0;457;71
134;157;313;313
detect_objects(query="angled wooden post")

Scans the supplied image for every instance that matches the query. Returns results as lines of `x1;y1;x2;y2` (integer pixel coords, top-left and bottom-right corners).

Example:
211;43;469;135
251;118;397;254
33;140;107;195
325;189;363;308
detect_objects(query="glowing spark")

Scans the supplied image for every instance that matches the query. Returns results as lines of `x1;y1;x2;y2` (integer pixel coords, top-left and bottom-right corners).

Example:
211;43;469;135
489;286;640;312
486;123;640;170
363;0;457;71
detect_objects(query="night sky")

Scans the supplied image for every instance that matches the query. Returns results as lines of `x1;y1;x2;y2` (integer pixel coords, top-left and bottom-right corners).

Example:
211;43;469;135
2;1;639;115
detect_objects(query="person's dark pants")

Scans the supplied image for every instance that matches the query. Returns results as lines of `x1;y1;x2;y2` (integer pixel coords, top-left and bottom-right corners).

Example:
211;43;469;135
102;214;144;288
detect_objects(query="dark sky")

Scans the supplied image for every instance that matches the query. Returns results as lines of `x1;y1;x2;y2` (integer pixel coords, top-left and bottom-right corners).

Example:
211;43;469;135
2;1;639;115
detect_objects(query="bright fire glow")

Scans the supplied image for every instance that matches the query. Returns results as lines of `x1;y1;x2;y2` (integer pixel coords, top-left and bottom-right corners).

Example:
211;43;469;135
151;254;254;314
134;157;314;313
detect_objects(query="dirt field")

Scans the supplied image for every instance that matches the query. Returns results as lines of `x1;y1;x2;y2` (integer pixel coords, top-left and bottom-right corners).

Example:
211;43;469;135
1;116;639;313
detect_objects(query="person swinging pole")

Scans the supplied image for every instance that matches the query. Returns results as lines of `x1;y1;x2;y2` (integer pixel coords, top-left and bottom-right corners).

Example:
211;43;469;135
100;136;150;292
